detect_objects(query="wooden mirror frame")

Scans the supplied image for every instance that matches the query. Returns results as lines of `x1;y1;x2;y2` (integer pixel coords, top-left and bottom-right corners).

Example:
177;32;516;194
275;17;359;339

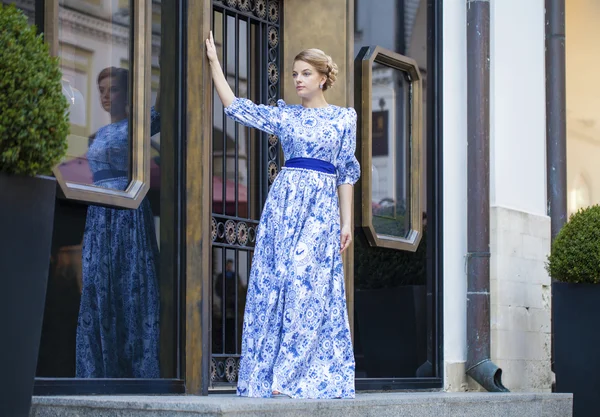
357;45;423;252
45;0;152;209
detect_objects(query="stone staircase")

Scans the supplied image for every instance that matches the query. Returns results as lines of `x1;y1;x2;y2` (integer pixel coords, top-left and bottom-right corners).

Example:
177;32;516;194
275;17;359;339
30;392;572;417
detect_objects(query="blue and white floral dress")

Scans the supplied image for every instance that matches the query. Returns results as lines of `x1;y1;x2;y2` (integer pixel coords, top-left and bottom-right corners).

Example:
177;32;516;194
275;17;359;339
75;109;161;379
224;98;360;399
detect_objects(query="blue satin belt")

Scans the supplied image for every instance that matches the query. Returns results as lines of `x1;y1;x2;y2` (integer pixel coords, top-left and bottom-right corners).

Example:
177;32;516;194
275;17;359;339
285;157;336;175
93;169;128;182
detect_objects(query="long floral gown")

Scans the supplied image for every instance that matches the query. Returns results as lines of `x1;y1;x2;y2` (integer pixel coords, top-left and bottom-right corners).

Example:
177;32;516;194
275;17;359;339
224;98;360;399
75;109;161;378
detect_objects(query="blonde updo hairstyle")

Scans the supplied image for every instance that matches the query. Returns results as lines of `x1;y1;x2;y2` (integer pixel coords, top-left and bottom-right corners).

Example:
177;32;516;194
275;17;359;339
294;48;338;91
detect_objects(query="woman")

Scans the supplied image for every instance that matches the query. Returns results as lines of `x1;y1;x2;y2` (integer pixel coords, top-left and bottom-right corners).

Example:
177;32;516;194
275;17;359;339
76;67;161;379
206;32;360;399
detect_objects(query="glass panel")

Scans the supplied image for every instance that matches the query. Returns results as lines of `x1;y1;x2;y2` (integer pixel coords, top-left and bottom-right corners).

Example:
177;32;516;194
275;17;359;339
238;19;249;219
151;0;177;380
1;0;33;24
222;248;236;354
213;10;225;215
249;21;261;221
212;247;224;354
236;251;249;353
212;248;248;355
54;0;133;192
353;0;430;379
225;14;237;216
370;59;412;240
37;0;175;379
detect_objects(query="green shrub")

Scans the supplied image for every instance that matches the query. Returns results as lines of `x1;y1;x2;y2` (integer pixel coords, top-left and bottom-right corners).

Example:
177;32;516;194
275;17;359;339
0;4;69;176
546;205;600;284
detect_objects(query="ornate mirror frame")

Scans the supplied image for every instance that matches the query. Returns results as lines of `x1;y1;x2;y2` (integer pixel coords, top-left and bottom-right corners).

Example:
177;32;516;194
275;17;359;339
358;45;423;252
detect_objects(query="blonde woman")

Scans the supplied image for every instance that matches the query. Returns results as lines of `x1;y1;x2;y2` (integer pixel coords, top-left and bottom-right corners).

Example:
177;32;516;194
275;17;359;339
206;32;359;399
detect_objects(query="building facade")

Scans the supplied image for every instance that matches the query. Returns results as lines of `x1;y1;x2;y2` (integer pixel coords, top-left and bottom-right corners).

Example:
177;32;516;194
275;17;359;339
2;0;570;396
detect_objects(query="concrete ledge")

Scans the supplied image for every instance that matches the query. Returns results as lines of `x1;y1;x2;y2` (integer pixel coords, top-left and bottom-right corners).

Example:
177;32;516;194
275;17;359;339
30;392;573;417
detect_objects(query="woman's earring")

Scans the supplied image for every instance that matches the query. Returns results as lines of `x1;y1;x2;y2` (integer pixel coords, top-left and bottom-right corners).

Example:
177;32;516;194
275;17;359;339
319;83;323;89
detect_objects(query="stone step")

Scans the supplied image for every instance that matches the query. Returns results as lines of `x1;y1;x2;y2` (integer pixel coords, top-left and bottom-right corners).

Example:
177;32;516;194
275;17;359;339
30;392;572;417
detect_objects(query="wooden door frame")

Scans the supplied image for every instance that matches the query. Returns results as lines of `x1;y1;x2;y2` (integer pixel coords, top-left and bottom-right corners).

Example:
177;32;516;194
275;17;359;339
183;0;213;396
32;0;188;395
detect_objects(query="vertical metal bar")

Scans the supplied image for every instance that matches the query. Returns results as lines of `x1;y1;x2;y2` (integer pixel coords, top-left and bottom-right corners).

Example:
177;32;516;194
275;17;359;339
211;9;216;215
221;249;226;354
263;22;268;202
235;14;240;218
258;22;264;204
175;0;184;380
545;0;567;241
246;21;252;220
234;250;239;354
222;12;227;215
274;22;281;170
220;10;228;356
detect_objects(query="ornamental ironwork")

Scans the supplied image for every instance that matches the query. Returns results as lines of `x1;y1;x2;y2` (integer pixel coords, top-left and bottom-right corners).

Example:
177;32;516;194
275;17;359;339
210;0;281;387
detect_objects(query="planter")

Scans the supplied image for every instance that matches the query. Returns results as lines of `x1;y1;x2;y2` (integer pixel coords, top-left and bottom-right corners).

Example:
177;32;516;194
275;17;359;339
0;173;56;417
553;281;600;417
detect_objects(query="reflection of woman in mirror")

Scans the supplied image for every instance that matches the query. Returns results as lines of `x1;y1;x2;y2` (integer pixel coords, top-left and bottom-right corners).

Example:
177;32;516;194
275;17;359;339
76;67;161;378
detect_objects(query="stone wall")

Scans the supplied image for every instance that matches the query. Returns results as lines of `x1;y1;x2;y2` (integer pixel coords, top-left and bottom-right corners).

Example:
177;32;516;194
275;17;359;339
490;206;553;392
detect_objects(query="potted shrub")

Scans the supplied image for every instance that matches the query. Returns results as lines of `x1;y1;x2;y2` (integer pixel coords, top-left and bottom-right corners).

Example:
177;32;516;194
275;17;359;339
0;4;69;416
547;205;600;417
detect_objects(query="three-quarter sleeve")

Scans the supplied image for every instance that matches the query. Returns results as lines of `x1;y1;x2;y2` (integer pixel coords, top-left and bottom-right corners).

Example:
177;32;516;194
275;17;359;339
224;97;285;136
336;107;361;187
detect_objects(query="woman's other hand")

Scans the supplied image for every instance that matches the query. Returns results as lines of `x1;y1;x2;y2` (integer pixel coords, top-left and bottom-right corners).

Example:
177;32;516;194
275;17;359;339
340;224;352;253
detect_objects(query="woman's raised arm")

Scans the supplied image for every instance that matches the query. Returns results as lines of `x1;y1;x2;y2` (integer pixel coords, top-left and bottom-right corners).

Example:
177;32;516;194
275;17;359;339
206;31;235;107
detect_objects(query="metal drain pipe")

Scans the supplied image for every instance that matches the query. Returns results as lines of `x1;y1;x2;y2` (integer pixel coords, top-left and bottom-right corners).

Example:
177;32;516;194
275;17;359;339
545;0;567;240
465;0;509;392
545;0;566;384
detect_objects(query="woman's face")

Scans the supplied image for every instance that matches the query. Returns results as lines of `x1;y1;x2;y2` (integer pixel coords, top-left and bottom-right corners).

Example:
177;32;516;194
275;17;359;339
98;75;127;116
292;60;326;98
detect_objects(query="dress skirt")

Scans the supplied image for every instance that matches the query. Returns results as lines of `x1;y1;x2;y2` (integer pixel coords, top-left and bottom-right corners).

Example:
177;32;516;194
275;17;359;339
76;177;160;379
236;166;356;399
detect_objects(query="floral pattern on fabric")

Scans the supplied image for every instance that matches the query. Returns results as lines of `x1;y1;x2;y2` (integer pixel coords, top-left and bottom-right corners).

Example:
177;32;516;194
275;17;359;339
224;98;360;399
76;108;161;378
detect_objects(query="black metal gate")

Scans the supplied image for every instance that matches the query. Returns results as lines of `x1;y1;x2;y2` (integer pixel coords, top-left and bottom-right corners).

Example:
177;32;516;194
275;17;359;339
210;0;281;387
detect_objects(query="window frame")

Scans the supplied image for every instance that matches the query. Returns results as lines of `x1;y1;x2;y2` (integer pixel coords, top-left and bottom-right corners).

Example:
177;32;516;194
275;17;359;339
30;0;189;395
45;0;153;209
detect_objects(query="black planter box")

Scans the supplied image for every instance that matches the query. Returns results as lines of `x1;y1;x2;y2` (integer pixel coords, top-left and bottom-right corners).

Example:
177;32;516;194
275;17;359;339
553;281;600;417
0;174;56;417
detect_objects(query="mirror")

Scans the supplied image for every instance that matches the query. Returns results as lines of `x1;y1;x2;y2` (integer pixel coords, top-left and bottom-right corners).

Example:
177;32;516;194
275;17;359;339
357;46;423;252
